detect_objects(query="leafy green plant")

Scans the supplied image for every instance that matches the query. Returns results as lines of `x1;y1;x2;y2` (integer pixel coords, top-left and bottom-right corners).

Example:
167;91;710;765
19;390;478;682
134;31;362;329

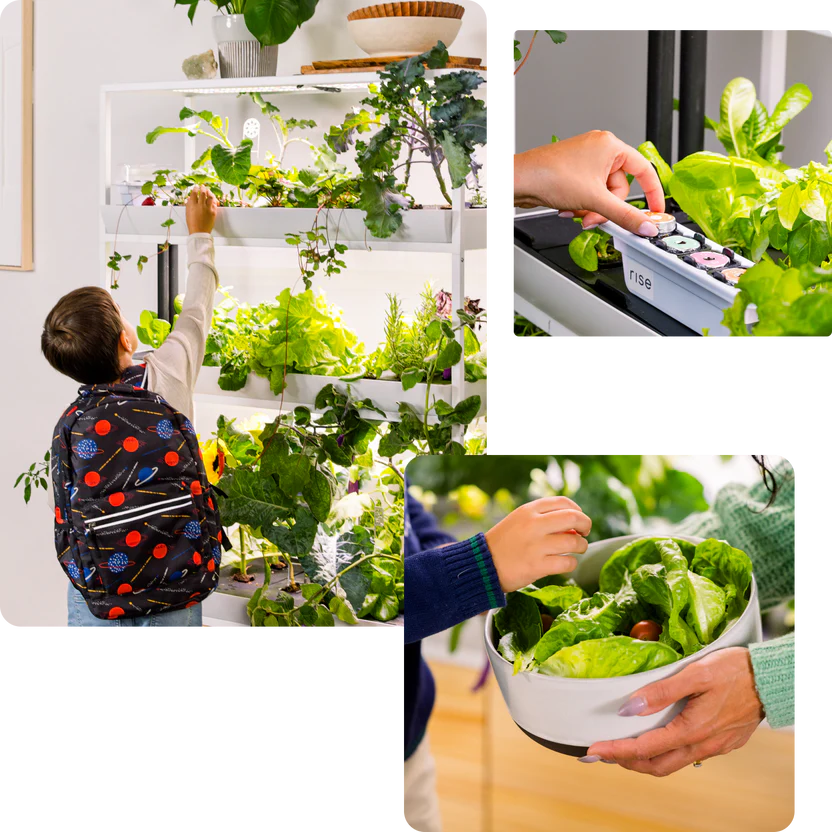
326;42;487;237
175;0;319;47
514;30;566;75
721;259;832;336
367;289;486;455
208;393;406;625
704;78;812;165
14;452;50;504
566;200;645;272
136;310;173;348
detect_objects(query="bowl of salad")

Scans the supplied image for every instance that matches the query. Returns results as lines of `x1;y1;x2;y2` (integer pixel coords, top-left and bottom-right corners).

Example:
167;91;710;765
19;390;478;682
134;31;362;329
483;534;762;754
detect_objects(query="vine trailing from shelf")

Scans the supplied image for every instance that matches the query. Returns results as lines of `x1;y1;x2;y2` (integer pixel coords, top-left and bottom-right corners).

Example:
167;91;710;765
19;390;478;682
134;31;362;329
513;30;567;75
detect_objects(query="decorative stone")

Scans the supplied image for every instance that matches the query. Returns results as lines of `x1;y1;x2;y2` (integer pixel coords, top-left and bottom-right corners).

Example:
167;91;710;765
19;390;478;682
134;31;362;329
182;50;218;80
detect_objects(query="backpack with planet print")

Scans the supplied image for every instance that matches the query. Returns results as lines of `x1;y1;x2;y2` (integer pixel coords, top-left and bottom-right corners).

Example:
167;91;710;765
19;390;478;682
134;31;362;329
51;364;229;620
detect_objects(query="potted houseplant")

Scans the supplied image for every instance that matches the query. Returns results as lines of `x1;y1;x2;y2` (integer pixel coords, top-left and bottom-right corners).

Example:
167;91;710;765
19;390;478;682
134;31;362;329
175;0;320;78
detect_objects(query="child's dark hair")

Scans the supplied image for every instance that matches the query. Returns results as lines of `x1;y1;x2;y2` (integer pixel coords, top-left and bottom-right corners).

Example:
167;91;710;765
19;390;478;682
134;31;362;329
42;287;124;384
752;455;781;509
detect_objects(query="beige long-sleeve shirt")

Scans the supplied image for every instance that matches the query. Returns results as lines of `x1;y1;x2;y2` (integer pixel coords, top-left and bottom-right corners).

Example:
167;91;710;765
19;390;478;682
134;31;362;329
47;234;218;514
143;233;219;421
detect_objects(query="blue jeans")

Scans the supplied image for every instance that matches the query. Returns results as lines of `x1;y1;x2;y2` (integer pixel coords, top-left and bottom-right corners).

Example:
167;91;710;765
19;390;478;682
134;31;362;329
67;583;202;627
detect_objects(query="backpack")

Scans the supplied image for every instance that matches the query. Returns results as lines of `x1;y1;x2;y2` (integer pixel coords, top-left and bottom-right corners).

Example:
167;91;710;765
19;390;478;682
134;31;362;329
51;364;228;620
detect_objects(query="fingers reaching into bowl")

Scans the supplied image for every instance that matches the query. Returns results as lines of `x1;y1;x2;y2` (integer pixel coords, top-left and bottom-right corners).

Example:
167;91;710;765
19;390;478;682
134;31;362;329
485;497;592;593
585;647;764;776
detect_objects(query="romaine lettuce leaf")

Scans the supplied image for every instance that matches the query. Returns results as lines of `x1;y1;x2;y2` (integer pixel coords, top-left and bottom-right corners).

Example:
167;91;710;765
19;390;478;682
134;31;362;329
613;569;649;631
691;539;753;622
631;562;673;618
493;591;542;653
685;571;727;644
518;583;585;616
658;539;702;656
599;536;695;593
538;636;681;678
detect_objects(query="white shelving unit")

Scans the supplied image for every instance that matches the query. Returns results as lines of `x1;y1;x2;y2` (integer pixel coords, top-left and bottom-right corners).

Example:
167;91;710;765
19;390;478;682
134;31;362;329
99;72;487;626
99;72;487;433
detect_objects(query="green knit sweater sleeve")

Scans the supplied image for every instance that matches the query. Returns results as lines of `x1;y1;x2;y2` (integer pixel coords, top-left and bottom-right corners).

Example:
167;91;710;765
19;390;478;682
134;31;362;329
676;461;794;611
676;461;795;728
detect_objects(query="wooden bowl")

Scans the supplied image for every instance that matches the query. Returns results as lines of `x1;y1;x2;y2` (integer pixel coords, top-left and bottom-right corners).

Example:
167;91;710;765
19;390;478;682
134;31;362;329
347;3;465;22
348;15;463;57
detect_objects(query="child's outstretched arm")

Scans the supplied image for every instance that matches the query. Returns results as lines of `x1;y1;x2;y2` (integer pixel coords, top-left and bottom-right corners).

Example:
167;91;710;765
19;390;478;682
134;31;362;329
405;496;591;644
145;188;219;398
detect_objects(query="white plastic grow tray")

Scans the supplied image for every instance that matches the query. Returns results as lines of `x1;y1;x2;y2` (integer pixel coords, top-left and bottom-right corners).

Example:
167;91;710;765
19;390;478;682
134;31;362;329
203;589;398;627
602;219;758;336
193;366;487;422
100;205;487;250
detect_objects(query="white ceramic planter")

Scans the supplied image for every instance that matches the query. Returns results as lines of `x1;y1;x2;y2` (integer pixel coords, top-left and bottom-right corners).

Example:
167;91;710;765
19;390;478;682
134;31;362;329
100;205;487;250
485;533;762;751
348;16;462;58
212;14;278;78
193;366;487;422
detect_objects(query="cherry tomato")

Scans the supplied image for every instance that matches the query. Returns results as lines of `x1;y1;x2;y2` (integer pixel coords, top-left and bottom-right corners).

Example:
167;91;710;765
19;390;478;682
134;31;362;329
630;620;662;641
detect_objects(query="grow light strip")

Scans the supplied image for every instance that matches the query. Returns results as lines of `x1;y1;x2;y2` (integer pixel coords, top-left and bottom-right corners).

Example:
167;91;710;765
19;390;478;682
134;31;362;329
171;82;371;95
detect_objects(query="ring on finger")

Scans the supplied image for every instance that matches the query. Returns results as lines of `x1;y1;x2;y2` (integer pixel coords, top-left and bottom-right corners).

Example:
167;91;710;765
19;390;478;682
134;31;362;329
693;760;703;769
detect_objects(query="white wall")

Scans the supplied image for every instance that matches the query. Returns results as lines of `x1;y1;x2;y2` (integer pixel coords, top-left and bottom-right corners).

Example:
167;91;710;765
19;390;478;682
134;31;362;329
0;0;487;626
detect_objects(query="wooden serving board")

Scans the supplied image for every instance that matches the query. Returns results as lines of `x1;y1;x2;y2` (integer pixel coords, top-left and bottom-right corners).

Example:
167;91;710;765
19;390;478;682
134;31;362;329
301;55;484;74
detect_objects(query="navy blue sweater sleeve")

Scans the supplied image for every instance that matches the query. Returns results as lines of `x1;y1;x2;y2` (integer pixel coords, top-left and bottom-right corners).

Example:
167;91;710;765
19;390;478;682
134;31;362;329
405;499;506;644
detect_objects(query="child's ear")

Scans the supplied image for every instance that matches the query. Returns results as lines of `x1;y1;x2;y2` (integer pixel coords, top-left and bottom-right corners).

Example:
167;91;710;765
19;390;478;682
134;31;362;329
119;330;132;353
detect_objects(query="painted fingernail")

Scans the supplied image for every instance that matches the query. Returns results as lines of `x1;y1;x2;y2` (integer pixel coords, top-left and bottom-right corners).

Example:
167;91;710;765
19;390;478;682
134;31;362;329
583;223;600;230
577;755;601;764
618;696;647;717
601;759;617;765
637;221;659;237
559;211;575;219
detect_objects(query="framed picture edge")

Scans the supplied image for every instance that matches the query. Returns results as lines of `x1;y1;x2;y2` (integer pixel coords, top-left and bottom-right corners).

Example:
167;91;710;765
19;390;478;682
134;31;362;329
0;0;33;272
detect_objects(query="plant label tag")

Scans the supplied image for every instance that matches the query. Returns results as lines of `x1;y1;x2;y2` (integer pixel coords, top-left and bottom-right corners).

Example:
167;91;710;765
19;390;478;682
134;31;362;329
625;262;655;300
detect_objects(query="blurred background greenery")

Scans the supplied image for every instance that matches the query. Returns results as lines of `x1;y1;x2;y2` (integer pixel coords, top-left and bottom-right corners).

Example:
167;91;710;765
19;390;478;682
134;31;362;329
408;455;793;642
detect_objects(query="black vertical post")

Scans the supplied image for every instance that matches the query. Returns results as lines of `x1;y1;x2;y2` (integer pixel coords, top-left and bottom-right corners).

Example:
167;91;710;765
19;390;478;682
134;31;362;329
679;31;708;158
646;31;676;162
157;244;171;322
167;244;179;323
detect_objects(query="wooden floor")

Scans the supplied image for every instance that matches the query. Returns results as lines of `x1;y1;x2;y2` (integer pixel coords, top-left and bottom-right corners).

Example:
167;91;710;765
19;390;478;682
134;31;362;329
427;662;794;832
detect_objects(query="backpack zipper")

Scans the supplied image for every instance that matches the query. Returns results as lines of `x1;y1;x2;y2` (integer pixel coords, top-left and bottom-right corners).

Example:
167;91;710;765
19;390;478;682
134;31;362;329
84;494;193;530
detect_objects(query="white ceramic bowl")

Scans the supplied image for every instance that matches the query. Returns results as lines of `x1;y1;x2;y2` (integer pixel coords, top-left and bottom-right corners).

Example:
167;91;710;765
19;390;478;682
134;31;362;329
347;17;462;58
484;534;762;751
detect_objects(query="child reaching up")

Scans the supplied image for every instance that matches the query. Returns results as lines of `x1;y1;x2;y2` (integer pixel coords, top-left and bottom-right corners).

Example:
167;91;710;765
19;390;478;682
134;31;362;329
41;187;221;627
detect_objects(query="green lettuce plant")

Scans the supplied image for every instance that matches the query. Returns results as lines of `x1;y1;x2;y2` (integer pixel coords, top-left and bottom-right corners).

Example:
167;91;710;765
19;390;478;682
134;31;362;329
721;259;832;336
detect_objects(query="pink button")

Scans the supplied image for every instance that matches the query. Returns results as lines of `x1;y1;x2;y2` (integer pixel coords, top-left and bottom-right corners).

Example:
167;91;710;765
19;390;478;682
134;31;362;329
690;251;729;269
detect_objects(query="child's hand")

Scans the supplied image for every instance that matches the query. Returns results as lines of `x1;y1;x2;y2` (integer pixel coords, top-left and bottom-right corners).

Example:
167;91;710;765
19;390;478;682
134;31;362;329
186;186;218;235
486;497;591;593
